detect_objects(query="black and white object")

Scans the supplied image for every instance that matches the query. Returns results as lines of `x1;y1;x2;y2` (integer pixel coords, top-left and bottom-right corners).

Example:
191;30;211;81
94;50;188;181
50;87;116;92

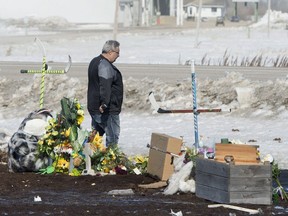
8;108;53;172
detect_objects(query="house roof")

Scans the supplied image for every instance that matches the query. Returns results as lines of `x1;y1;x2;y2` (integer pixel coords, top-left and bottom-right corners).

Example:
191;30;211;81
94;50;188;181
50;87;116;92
119;0;133;3
184;3;225;8
184;0;225;6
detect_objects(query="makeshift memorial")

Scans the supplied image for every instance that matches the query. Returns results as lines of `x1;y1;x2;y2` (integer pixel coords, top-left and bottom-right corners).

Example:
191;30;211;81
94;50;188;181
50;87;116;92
37;97;148;176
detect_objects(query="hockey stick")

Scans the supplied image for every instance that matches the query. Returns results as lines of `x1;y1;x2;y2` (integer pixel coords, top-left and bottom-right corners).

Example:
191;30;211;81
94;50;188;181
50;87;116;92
148;91;225;114
20;37;72;108
191;60;199;149
146;144;181;157
20;55;72;74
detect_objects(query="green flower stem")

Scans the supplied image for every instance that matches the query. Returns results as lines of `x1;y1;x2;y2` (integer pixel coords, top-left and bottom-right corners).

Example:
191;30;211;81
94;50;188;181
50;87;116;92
275;178;288;201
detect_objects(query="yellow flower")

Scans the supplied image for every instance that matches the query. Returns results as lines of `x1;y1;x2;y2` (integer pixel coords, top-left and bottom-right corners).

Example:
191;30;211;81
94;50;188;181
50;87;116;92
48;118;56;125
77;115;84;125
77;109;84;116
47;139;54;146
90;133;105;151
101;159;108;165
75;102;81;110
95;142;105;151
52;131;59;136
92;133;102;143
38;140;44;145
108;149;115;157
64;127;71;137
134;155;146;163
56;158;69;170
43;133;51;139
46;124;52;130
103;167;110;173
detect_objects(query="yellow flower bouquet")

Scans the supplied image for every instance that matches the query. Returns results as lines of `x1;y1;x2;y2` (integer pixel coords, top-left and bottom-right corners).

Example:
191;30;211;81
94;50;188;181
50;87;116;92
38;97;86;174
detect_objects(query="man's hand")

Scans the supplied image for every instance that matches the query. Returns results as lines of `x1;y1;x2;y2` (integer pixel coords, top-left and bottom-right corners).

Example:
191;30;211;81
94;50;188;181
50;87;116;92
99;104;107;113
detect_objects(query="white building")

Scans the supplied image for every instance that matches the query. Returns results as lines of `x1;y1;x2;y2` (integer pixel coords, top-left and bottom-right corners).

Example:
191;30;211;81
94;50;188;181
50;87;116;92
184;3;225;20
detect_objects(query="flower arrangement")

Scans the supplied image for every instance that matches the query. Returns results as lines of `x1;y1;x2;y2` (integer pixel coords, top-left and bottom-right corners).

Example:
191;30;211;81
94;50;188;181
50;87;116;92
89;131;129;174
38;97;85;174
81;130;149;175
128;155;148;173
37;97;149;176
272;162;288;203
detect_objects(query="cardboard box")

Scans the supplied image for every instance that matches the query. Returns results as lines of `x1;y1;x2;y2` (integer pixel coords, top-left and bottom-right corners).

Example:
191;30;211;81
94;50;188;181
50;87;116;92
195;158;272;205
215;143;260;165
147;133;182;181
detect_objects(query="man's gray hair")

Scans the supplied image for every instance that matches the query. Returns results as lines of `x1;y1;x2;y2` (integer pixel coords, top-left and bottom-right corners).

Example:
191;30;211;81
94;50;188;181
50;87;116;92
102;40;120;53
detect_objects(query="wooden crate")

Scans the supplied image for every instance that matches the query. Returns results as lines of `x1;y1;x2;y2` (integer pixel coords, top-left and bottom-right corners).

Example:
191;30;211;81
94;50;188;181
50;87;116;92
215;143;260;165
195;158;272;205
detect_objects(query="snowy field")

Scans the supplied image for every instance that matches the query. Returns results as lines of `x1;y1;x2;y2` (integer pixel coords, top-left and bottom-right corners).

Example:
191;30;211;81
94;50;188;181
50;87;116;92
1;11;288;168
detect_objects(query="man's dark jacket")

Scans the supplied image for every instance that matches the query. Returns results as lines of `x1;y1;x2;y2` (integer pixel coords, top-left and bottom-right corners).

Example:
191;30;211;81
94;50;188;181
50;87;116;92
87;55;123;115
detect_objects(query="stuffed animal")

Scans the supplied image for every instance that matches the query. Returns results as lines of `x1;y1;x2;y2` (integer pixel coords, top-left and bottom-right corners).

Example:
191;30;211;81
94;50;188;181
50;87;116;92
8;108;52;172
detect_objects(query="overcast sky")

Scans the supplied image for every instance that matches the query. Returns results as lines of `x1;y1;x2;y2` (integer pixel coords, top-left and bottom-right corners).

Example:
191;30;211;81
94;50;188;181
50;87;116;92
0;0;115;23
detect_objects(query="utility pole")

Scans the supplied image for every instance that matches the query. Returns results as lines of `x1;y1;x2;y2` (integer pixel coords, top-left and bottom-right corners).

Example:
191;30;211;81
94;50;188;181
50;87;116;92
141;0;146;26
180;0;183;26
176;0;180;26
176;0;184;26
267;0;271;38
253;2;259;22
113;0;119;40
195;0;202;48
156;0;160;25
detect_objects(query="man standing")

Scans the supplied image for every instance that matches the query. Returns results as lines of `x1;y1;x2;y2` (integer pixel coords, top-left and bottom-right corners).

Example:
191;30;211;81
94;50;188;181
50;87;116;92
87;40;123;146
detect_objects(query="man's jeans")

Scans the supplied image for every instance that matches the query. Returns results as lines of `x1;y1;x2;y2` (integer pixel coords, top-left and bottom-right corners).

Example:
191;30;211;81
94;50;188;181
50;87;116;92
91;114;120;146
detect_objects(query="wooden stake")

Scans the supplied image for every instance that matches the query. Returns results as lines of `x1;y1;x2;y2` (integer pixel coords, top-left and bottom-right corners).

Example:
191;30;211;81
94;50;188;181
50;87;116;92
208;204;261;215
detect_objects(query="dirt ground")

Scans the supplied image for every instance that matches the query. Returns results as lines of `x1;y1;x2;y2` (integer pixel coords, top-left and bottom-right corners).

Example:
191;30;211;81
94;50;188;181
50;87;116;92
0;152;285;216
